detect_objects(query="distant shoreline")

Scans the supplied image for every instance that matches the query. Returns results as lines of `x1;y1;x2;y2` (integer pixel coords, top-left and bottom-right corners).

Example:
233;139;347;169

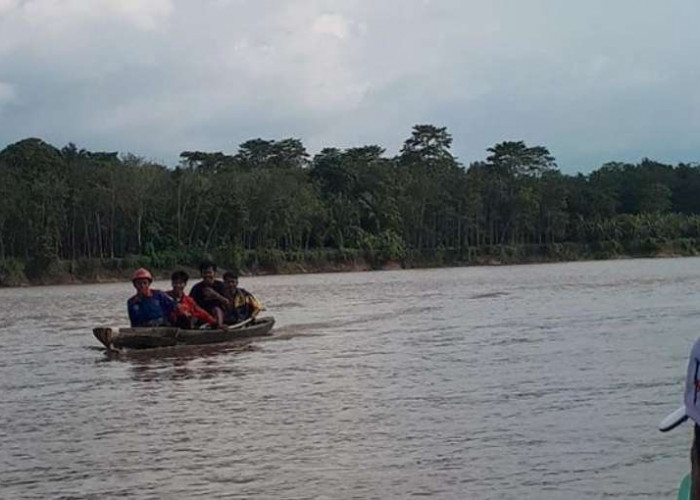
1;242;696;288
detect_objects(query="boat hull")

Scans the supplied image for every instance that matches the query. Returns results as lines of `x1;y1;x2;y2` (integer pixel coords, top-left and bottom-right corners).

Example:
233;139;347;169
93;317;275;350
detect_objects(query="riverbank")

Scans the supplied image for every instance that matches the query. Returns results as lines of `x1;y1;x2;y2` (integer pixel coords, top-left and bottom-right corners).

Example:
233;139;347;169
2;237;699;287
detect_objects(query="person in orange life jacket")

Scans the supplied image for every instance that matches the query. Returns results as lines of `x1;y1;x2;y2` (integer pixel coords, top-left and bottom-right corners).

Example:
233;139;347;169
189;261;228;327
222;271;263;325
127;268;176;327
166;270;217;329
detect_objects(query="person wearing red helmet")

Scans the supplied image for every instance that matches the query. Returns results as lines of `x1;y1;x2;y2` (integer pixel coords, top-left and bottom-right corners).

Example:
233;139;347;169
127;267;176;327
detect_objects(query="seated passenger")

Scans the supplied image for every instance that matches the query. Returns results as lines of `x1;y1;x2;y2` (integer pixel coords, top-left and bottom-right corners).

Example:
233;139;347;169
189;261;228;327
166;270;217;329
222;271;263;325
127;268;176;327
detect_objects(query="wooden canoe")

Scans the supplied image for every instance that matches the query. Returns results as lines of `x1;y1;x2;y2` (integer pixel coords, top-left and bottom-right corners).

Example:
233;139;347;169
93;316;275;350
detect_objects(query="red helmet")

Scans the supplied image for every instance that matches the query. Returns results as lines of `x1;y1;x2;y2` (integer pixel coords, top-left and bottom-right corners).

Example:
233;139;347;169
132;267;153;282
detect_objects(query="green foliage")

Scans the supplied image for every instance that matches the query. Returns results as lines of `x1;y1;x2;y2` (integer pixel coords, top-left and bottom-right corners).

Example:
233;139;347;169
486;141;556;177
400;124;454;162
591;240;624;258
255;249;286;272
148;250;187;270
545;243;582;261
74;258;102;279
4;128;700;284
212;246;243;274
0;258;26;286
236;138;309;169
357;230;405;268
672;238;700;255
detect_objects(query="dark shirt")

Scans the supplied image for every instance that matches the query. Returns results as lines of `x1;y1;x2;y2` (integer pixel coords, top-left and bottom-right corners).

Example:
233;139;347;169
189;280;227;314
127;290;176;327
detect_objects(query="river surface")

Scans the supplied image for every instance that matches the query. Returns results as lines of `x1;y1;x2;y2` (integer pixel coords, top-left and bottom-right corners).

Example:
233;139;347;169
1;258;699;499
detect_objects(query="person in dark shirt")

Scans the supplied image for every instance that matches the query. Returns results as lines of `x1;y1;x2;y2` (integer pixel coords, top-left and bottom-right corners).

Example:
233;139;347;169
127;268;176;327
189;261;228;327
222;271;263;325
166;270;217;329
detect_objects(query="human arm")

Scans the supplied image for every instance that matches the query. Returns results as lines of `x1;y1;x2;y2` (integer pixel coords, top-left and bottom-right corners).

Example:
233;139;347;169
202;287;229;306
183;296;218;326
242;289;264;318
249;295;263;318
156;290;177;318
127;298;138;327
201;282;230;307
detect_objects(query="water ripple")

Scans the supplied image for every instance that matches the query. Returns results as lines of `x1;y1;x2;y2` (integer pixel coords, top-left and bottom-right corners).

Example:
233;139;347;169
1;259;700;498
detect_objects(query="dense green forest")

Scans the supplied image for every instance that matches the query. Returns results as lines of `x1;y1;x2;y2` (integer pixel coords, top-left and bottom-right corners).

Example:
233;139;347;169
1;124;700;285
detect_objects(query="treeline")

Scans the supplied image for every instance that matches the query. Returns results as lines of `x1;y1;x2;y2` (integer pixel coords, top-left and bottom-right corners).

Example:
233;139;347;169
1;124;700;285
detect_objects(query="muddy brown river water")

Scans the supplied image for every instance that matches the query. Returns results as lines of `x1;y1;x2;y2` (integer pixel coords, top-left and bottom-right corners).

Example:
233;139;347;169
1;258;699;499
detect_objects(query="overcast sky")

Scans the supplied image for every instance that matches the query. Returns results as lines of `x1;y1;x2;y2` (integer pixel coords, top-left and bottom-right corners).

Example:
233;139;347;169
0;0;698;173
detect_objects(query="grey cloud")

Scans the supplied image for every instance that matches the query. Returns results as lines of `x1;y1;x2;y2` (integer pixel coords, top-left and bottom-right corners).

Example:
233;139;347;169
0;0;698;171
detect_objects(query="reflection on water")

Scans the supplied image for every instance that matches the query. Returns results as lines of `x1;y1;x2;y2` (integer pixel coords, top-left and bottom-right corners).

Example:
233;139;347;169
95;327;317;383
1;258;700;499
101;343;261;382
101;340;259;362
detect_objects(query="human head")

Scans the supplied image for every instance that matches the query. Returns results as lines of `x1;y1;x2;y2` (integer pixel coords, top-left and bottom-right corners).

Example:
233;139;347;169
199;260;217;285
171;270;189;296
132;267;153;294
223;271;238;292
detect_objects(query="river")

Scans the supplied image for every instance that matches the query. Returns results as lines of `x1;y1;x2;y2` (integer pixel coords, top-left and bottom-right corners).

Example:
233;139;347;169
1;258;698;499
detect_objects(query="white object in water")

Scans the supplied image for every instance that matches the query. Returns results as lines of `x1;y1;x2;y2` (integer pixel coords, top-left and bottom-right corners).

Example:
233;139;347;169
660;405;688;432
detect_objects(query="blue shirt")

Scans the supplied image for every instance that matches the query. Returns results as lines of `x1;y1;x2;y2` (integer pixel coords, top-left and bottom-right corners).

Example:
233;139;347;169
127;290;176;327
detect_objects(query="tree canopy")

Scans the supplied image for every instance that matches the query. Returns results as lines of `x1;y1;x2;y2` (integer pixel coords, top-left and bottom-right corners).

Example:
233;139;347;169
1;125;700;283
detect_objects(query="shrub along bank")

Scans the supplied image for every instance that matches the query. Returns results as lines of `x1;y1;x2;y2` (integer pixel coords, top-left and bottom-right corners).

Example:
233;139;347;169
2;238;699;287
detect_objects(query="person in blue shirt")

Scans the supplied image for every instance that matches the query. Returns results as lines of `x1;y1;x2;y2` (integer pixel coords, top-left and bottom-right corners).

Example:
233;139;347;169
127;268;176;327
